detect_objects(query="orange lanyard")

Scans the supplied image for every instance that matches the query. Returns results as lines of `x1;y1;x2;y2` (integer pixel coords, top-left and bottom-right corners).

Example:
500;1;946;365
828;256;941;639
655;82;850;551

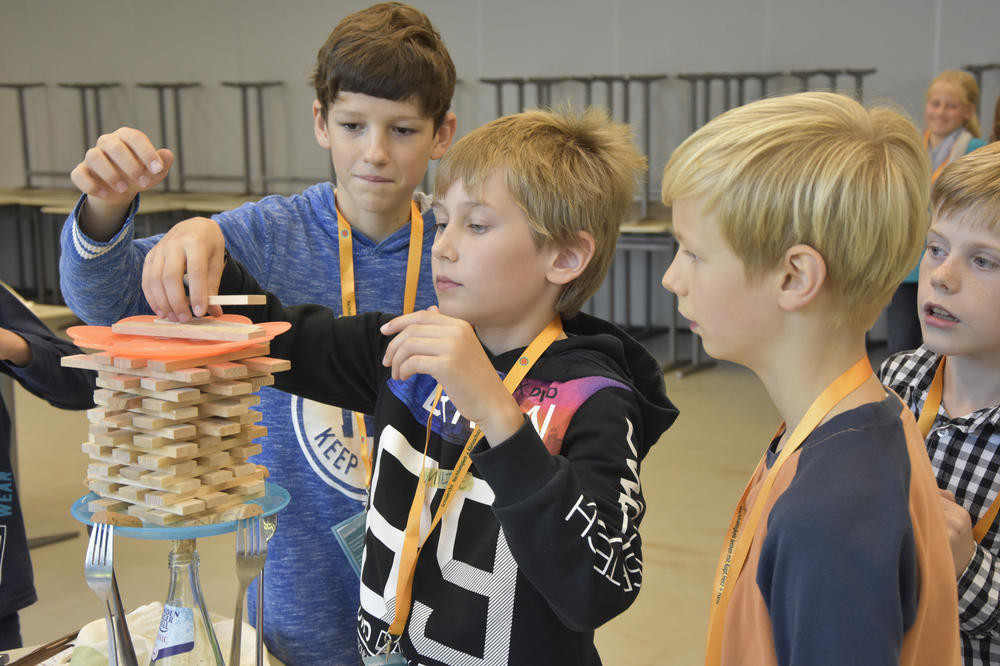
705;356;873;666
917;356;1000;543
386;316;563;642
924;130;951;184
336;197;424;487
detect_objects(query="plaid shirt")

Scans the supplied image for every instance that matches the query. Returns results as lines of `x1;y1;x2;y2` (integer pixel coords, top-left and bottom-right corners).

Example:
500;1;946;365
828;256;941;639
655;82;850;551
880;347;1000;666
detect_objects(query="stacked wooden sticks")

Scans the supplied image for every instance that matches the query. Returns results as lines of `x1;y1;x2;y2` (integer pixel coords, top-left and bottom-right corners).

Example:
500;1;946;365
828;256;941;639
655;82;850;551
62;314;289;527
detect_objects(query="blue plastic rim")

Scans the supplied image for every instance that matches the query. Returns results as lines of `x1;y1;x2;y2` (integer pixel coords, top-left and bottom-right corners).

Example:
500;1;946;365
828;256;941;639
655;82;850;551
70;482;290;540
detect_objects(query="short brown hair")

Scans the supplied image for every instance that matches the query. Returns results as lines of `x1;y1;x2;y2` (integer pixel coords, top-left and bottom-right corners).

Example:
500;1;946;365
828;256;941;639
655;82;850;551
662;92;930;329
932;141;1000;232
434;107;646;317
311;3;455;127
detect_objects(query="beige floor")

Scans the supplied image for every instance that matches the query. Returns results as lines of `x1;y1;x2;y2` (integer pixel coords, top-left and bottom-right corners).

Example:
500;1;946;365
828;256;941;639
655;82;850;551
10;337;782;665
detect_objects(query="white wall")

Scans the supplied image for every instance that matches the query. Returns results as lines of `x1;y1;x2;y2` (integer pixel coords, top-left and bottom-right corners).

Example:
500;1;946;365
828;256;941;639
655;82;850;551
2;0;998;192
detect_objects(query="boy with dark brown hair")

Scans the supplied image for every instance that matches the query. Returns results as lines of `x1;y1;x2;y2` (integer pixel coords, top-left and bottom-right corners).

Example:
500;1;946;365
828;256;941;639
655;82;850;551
59;4;456;663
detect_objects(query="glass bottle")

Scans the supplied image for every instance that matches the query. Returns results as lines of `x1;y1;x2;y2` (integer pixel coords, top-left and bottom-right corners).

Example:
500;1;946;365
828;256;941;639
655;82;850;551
150;539;224;665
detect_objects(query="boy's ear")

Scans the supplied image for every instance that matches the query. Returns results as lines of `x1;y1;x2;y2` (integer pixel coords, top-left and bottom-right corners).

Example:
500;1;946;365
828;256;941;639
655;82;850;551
547;231;596;286
776;244;826;313
313;100;331;149
431;112;458;160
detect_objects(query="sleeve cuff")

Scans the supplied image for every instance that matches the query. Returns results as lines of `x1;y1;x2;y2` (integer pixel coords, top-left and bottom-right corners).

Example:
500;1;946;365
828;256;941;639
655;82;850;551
68;193;140;260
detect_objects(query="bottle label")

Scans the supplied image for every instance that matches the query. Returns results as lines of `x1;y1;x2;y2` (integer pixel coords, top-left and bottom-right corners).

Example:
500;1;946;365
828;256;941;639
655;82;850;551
151;604;196;661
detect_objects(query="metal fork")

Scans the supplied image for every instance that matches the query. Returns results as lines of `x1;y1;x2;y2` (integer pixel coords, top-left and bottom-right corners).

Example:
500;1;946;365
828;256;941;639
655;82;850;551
84;523;118;666
84;524;139;666
256;513;278;666
231;517;267;666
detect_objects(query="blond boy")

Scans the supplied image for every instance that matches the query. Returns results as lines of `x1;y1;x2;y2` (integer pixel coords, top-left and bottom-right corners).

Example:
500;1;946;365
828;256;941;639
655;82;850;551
660;92;960;665
879;141;1000;665
169;107;679;664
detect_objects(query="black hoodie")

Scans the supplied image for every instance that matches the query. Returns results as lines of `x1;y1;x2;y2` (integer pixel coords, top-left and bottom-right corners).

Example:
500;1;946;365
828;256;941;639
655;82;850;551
220;259;678;665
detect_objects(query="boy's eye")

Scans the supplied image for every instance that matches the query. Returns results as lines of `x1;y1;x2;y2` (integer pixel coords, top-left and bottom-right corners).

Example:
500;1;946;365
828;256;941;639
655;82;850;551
973;255;1000;270
340;122;362;132
926;242;946;258
393;126;417;136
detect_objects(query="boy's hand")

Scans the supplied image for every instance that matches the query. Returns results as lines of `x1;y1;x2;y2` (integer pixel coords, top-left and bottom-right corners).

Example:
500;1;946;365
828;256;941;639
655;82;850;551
381;307;525;445
71;127;174;241
938;488;976;578
142;217;225;321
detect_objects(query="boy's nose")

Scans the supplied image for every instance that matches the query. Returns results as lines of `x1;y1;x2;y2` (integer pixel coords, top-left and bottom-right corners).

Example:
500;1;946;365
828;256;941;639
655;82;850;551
363;132;390;164
929;260;958;292
661;258;683;295
431;230;456;262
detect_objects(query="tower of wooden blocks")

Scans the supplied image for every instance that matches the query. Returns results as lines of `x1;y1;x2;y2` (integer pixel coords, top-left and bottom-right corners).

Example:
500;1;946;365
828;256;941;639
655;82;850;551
62;315;290;527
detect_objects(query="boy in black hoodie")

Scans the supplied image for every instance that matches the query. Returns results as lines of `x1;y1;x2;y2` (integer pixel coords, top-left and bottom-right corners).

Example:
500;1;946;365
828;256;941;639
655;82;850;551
148;107;678;665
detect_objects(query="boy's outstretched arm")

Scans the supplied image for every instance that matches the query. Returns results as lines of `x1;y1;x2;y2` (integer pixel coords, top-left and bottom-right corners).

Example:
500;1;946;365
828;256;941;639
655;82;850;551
380;308;524;444
70;128;174;241
0;288;94;409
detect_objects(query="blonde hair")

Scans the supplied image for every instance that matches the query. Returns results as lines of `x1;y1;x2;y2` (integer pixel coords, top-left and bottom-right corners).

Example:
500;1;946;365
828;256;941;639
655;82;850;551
932;141;1000;232
434;107;646;317
927;70;981;138
661;92;930;329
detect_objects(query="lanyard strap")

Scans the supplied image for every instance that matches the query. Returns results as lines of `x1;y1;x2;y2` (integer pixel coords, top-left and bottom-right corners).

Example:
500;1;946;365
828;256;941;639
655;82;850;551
924;130;951;184
387;316;564;640
705;356;873;665
917;356;1000;543
336;197;424;487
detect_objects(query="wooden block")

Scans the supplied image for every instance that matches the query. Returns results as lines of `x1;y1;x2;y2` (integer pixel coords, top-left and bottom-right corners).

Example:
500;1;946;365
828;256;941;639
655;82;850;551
96;373;141;391
196;451;232;468
198;469;233;485
236;410;262;425
240;356;291;373
81;442;113;458
146;343;270;373
133;404;200;421
93;389;143;410
140;376;193;392
192;418;241;437
61;353;101;370
201;380;252;397
90;362;212;384
245;375;274;390
87;480;123;495
93;352;115;366
229;478;266;495
226;461;258;477
118;485;150;502
205;361;249;379
127;384;203;404
207;294;266;306
88;497;129;513
198;400;249;418
112;356;147;369
110;448;139;464
87;462;122;478
117;467;146;482
93;429;133;446
113;318;265;341
229;444;263;460
91;509;143;528
140;396;208;417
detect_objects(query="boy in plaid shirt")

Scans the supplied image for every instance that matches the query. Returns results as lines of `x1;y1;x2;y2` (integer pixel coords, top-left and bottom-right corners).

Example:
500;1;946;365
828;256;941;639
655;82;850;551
879;141;1000;665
